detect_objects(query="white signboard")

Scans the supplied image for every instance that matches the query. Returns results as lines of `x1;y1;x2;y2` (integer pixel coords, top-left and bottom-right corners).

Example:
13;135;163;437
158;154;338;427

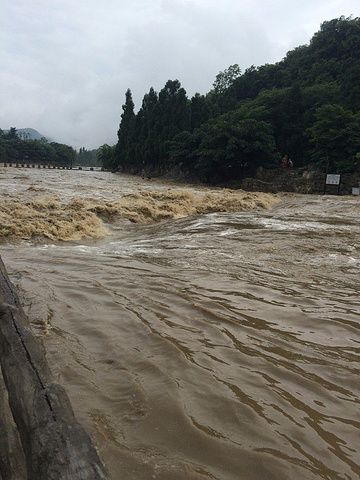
326;174;341;185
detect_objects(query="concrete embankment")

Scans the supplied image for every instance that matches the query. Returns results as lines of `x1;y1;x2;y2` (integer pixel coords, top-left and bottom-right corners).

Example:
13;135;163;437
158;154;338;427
0;257;111;480
239;167;360;195
141;165;360;196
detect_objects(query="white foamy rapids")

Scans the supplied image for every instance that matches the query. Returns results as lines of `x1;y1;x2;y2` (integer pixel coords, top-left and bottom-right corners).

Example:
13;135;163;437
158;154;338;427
0;189;279;241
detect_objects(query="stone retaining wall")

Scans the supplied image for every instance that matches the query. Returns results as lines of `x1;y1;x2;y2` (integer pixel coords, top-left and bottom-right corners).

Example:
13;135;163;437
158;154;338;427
240;168;360;195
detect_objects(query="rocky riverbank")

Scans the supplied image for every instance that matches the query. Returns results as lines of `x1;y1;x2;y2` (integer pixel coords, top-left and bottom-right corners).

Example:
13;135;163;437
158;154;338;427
161;164;360;196
240;166;360;195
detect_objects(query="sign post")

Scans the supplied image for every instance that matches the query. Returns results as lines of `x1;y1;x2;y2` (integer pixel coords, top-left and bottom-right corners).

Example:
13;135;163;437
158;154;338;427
324;174;341;195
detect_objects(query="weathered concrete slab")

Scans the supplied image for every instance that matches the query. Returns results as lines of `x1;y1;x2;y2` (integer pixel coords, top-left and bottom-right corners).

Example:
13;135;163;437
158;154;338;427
0;256;112;480
0;369;27;480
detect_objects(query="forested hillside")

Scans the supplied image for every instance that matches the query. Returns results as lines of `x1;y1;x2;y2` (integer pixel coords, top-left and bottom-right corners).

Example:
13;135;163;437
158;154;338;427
0;128;101;167
109;16;360;183
0;128;77;166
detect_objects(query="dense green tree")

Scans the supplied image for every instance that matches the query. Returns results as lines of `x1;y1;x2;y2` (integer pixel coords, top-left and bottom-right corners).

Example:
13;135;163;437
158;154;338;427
169;115;278;183
340;60;360;111
114;80;190;172
50;142;77;166
115;88;136;170
0;138;20;161
5;127;18;140
134;87;161;167
190;93;211;132
212;64;241;94
158;80;190;141
97;144;115;169
168;130;202;172
77;147;99;166
20;139;56;164
307;104;360;172
195;117;278;182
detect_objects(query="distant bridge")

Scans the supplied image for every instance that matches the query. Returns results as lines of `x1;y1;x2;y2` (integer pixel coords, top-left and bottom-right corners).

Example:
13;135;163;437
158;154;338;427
1;163;103;171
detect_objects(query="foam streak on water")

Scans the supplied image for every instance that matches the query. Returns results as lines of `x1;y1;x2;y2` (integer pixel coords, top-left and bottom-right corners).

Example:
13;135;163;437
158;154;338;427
1;167;360;480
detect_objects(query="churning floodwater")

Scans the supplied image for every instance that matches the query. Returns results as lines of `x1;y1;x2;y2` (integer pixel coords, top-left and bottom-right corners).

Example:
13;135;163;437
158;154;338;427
0;167;359;480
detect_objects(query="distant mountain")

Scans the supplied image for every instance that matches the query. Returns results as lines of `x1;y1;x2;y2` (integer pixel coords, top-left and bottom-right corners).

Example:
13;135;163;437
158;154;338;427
16;128;45;140
2;127;48;140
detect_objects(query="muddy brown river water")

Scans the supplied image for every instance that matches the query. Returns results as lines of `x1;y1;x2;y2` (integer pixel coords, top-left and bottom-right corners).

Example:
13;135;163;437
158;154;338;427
0;167;359;479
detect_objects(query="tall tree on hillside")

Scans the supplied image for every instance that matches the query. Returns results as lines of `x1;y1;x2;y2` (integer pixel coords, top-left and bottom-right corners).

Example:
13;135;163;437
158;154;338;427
158;80;190;134
212;64;241;94
4;127;18;140
209;64;243;113
134;87;160;166
190;93;211;132
116;88;136;170
156;80;190;167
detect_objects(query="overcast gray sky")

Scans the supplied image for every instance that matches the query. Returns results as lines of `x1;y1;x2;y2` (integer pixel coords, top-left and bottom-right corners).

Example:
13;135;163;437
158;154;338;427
1;1;358;150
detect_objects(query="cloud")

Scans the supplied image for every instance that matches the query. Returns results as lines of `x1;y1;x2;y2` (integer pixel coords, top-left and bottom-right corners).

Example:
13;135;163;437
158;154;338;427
0;0;358;149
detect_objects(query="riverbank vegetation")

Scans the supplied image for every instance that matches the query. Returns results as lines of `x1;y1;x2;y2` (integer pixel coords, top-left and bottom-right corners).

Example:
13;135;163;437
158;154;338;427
0;128;101;167
108;16;360;183
0;128;77;166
